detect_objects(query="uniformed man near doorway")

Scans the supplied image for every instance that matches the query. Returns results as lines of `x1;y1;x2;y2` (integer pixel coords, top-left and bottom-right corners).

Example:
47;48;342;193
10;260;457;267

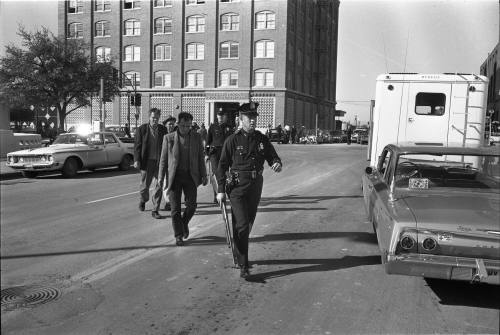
215;102;282;278
206;108;234;202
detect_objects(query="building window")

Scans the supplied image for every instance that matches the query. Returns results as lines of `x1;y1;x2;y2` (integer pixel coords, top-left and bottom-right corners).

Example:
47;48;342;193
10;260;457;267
186;0;205;5
67;23;83;39
154;0;172;7
125;71;141;88
154;71;172;88
255;11;275;30
255;40;274;58
186;43;204;60
154;17;172;34
124;0;140;9
186;15;205;33
220;41;238;59
154;44;171;61
95;21;110;37
95;47;111;62
124;19;140;36
185;70;204;88
124;45;140;62
220;13;239;31
68;0;83;13
219;70;238;87
254;69;274;87
95;0;111;11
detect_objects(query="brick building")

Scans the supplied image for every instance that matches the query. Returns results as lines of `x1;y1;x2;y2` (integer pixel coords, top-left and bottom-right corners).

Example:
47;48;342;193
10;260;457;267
58;0;339;130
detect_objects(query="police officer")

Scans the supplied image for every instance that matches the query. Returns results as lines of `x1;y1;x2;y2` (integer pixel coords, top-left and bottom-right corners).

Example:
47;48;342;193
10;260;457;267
216;102;282;279
206;108;234;202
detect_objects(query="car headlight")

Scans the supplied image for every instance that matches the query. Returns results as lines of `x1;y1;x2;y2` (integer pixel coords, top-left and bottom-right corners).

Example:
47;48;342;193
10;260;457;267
40;156;47;162
19;157;24;163
48;155;54;163
8;156;13;163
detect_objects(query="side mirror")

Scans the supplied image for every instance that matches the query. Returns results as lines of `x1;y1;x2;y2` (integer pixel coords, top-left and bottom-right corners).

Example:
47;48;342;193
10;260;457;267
365;166;373;174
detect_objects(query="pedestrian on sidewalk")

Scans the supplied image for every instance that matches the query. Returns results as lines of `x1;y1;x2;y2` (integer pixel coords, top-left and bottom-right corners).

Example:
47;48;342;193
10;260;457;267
134;108;168;219
161;115;177;211
158;112;208;246
216;102;282;278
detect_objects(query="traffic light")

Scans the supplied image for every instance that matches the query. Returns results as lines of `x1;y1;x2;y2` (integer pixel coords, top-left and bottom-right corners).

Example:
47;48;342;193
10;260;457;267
131;93;141;106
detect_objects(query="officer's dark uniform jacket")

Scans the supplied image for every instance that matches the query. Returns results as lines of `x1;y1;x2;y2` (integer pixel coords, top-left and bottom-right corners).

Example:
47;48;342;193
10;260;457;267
215;128;281;268
206;122;233;155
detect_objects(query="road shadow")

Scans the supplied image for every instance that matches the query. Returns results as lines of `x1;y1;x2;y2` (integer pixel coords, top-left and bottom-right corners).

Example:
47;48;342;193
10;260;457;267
259;194;363;207
35;167;139;179
245;255;381;283
425;278;500;309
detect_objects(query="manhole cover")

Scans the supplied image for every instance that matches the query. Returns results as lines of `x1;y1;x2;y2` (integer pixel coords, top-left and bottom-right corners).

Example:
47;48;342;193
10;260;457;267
1;285;60;310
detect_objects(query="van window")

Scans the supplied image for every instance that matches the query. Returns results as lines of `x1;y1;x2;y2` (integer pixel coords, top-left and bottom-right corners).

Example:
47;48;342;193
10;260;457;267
415;93;446;116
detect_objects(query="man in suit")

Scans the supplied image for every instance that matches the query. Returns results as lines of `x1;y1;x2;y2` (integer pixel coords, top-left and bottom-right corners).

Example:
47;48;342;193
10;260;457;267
158;112;208;246
134;108;168;219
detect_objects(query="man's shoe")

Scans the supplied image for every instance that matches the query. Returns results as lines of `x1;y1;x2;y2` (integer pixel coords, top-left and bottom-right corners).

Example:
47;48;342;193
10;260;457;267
175;238;184;246
240;267;250;279
182;223;189;239
139;201;145;212
163;203;171;211
151;211;161;219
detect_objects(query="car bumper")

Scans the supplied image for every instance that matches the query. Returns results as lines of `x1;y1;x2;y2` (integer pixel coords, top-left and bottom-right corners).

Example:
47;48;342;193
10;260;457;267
6;162;60;172
386;253;500;284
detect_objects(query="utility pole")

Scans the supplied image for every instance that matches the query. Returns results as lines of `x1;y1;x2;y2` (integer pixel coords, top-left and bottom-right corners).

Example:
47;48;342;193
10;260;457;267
99;77;104;131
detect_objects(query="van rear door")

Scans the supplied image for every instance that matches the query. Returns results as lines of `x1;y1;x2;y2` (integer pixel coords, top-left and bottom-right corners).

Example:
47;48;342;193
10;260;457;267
400;82;452;144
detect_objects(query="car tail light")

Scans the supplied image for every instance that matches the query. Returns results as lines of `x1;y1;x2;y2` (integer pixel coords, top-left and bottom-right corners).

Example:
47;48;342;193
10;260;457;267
422;237;437;251
400;235;415;250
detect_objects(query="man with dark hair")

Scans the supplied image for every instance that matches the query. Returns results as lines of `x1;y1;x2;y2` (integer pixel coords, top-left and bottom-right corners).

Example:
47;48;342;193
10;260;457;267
206;108;234;202
134;108;168;219
158;112;208;246
216;102;282;278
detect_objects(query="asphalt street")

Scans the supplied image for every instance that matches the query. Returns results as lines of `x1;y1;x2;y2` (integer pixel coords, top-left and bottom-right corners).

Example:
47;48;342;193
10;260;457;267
1;144;499;334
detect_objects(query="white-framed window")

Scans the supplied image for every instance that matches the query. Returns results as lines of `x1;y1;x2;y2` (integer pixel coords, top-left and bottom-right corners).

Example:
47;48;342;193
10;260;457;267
220;13;239;31
124;45;140;62
186;0;205;5
95;21;110;37
186;43;204;60
68;0;83;14
154;17;172;34
255;40;274;58
154;0;172;7
154;44;172;61
95;47;111;62
254;69;274;87
154;71;172;88
219;70;238;87
124;0;140;9
95;0;111;11
67;22;83;39
185;70;204;88
124;19;140;36
186;15;205;33
124;71;141;88
255;11;275;29
220;41;238;59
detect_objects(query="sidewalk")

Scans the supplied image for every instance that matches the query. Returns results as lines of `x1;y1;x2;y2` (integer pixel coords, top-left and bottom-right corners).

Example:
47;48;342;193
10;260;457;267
0;158;23;179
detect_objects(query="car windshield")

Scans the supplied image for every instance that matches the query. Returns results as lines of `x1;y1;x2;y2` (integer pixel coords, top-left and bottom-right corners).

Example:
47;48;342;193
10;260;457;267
394;153;500;191
53;134;88;145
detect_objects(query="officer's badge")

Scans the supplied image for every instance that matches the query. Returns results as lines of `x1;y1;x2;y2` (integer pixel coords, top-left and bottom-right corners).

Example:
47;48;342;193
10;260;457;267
236;145;244;150
259;143;264;151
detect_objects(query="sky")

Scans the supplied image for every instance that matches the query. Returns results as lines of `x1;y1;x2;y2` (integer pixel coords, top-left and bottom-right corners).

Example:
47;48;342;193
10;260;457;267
0;0;498;124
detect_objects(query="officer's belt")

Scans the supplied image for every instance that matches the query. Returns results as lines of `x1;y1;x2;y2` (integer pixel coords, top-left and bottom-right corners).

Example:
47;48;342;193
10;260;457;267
232;169;263;179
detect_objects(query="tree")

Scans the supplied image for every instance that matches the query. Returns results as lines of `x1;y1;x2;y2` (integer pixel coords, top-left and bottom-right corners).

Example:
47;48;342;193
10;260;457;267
0;27;120;133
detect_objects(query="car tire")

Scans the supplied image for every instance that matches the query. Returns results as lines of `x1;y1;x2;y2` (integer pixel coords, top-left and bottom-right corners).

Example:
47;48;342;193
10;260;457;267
22;171;38;178
119;155;132;171
62;158;79;178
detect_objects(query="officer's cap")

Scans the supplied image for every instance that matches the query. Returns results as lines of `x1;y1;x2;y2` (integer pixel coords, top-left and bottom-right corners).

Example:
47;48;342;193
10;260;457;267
238;101;259;117
216;108;226;116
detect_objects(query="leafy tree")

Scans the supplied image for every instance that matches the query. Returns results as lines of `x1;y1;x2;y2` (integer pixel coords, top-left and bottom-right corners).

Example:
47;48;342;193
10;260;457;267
0;27;120;133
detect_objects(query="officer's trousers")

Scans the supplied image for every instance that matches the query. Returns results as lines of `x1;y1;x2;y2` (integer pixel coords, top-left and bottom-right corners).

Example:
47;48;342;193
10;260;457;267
228;174;263;267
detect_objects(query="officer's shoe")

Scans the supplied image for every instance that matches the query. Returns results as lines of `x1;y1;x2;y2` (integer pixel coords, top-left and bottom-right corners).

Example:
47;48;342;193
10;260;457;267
240;267;250;279
139;201;145;212
151;211;161;219
163;203;171;211
175;237;184;246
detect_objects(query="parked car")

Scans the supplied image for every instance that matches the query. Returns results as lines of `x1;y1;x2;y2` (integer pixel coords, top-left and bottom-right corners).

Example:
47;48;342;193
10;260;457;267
351;128;369;143
267;128;288;144
330;131;347;143
6;132;134;178
362;143;500;284
356;129;369;144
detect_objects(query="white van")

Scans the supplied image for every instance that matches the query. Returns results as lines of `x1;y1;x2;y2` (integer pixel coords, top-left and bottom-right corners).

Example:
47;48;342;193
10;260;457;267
368;73;489;165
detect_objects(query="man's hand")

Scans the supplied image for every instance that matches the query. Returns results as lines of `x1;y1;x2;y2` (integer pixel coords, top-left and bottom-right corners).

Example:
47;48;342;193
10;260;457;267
205;155;210;163
216;192;226;204
202;176;208;186
271;162;282;173
133;161;140;169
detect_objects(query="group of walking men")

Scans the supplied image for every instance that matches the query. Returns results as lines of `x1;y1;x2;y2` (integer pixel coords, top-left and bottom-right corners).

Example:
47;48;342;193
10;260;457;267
133;102;282;278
